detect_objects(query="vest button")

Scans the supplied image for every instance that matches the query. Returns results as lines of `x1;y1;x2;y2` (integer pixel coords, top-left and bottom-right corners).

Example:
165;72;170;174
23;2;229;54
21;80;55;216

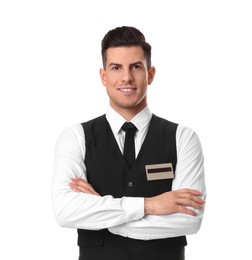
128;181;133;187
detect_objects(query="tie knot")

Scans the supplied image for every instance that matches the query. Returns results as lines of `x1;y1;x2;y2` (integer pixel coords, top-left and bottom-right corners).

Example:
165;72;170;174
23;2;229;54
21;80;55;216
121;122;137;133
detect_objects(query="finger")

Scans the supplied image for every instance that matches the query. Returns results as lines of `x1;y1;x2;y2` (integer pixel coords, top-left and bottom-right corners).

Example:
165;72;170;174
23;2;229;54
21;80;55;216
71;177;87;185
177;190;205;204
70;182;99;195
69;179;100;195
69;182;84;193
77;181;100;195
179;189;202;196
77;184;100;195
72;178;92;188
177;205;198;216
181;194;205;205
178;197;204;210
71;178;92;190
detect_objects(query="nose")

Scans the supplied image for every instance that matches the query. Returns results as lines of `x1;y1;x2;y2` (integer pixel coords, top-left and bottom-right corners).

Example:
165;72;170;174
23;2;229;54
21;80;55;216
121;68;133;83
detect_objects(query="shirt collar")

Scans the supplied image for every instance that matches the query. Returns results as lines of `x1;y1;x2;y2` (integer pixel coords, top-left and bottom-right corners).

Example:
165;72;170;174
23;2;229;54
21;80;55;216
106;105;152;134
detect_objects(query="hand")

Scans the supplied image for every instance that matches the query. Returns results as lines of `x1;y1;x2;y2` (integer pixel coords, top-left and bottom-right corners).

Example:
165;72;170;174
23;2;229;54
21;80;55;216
69;178;100;196
144;189;205;216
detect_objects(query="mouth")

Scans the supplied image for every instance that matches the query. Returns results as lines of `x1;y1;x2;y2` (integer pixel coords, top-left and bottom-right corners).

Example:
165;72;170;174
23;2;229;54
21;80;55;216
117;86;137;94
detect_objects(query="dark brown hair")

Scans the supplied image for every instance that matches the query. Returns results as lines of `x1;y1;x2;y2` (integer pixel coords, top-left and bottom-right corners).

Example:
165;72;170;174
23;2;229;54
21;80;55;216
101;26;152;69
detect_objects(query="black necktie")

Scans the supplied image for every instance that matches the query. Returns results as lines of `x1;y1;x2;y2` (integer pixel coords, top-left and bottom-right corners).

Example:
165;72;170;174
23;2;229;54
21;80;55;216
121;122;137;168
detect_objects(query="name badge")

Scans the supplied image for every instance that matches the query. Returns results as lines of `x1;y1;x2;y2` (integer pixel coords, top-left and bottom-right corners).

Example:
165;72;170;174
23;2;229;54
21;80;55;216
145;163;174;181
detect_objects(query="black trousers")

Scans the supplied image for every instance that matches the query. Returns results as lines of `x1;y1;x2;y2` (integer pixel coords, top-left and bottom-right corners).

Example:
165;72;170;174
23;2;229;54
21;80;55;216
79;230;185;260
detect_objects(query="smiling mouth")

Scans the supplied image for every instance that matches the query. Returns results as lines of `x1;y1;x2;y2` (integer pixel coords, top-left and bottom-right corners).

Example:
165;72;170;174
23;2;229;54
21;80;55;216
117;86;137;93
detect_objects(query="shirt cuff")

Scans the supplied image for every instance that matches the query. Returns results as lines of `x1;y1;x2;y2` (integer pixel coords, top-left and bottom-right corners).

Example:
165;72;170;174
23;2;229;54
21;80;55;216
122;197;145;223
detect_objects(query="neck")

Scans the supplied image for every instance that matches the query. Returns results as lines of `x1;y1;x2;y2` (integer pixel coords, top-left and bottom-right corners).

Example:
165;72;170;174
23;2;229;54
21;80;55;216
110;103;147;121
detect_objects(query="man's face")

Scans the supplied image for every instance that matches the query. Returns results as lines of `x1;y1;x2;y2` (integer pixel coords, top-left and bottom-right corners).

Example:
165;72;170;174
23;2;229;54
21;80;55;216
100;46;155;117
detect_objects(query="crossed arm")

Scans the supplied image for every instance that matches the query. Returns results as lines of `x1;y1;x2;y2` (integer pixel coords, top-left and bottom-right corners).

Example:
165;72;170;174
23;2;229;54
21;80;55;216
69;178;205;216
52;124;206;236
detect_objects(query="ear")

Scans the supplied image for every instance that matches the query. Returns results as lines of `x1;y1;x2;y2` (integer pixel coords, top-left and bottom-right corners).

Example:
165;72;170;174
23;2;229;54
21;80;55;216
99;68;106;86
148;66;156;85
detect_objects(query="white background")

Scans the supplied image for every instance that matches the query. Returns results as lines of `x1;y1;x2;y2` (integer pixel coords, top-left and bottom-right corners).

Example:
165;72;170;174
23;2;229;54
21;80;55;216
0;0;251;259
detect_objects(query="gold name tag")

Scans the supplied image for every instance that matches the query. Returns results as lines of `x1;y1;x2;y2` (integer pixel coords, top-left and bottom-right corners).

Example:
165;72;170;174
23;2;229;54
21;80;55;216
145;163;174;181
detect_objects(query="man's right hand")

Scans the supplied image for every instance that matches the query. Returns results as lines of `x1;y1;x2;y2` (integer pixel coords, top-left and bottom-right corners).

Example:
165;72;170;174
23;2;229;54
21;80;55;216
144;189;205;216
69;178;100;196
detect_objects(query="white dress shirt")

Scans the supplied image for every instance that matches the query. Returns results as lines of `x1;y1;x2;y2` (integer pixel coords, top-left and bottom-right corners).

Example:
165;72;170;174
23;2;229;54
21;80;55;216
52;106;206;240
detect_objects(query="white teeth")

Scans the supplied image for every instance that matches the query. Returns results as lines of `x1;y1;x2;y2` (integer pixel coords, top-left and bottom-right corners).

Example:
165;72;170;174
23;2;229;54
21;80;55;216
120;88;135;92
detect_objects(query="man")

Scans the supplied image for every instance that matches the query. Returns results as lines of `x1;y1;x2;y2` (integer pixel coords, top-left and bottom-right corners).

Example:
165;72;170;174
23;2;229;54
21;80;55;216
52;26;206;260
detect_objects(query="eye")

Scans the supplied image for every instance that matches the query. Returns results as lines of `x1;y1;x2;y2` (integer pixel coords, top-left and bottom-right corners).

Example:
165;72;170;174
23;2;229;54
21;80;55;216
111;65;120;71
132;64;142;70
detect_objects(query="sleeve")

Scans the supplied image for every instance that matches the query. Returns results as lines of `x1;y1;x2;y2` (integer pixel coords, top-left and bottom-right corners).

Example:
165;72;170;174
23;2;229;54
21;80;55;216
51;124;144;230
119;125;206;239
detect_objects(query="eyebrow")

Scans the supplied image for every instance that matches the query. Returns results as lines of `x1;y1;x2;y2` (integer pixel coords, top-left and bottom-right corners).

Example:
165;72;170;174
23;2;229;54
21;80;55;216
108;61;144;67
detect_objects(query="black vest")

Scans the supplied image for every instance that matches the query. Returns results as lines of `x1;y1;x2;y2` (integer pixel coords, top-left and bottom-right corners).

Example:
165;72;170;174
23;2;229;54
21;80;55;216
78;114;187;247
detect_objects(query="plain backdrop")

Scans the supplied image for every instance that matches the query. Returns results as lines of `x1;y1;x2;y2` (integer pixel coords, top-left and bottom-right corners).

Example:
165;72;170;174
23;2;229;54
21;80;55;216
0;0;251;259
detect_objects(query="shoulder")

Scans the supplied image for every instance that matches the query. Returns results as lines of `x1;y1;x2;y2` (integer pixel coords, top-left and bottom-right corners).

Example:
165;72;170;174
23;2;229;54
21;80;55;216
151;114;178;132
152;114;177;125
54;124;86;165
177;124;201;141
81;115;106;128
152;115;201;143
59;123;83;137
56;123;84;149
176;124;203;155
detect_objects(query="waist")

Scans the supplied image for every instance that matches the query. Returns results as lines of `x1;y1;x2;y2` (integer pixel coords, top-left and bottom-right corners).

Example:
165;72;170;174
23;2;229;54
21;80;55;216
77;228;187;247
